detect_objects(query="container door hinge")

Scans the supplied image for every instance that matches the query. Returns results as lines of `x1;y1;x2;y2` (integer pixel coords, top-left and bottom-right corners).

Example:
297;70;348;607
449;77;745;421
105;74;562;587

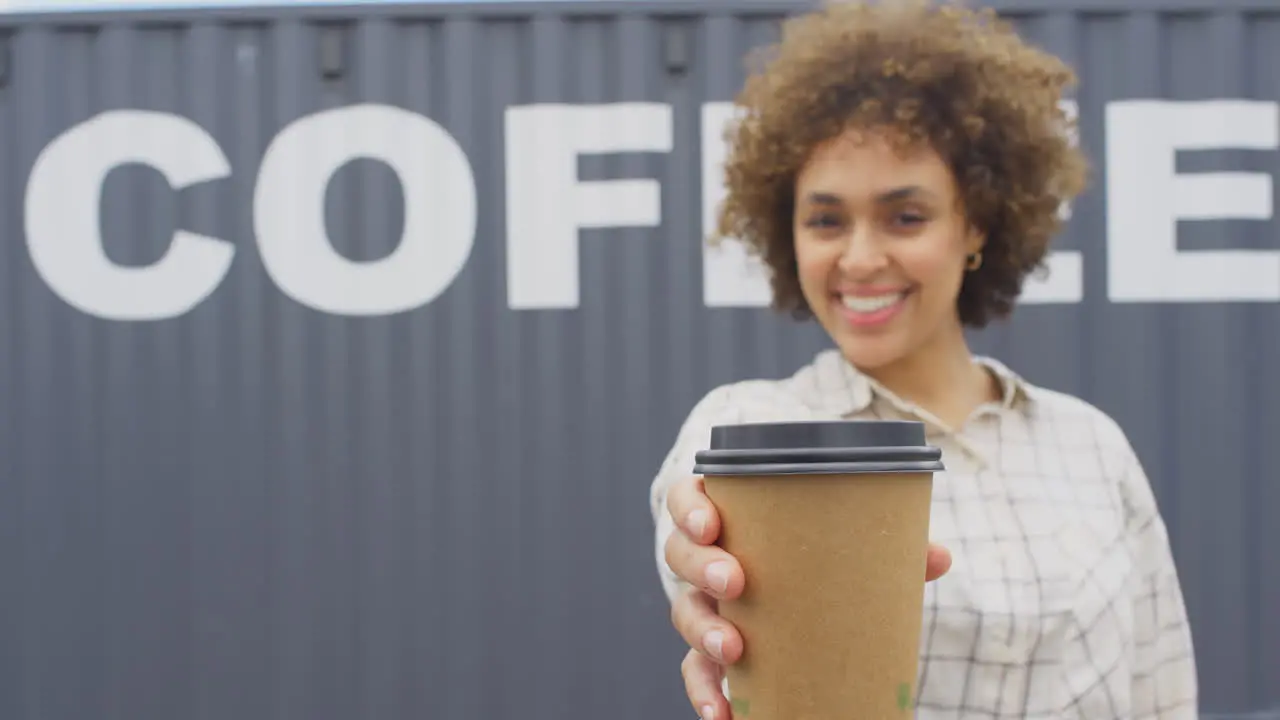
318;25;345;80
663;23;691;75
0;35;11;88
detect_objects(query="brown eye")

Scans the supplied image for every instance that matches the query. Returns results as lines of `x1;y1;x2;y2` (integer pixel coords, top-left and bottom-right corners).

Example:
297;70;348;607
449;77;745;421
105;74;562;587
804;213;842;229
890;211;928;229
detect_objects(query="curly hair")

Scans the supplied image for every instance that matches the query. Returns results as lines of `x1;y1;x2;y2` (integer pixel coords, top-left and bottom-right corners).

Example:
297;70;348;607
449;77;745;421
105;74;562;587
712;0;1090;328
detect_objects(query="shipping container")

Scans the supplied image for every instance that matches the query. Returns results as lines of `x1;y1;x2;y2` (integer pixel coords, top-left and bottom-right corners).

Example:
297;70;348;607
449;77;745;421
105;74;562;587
0;0;1277;718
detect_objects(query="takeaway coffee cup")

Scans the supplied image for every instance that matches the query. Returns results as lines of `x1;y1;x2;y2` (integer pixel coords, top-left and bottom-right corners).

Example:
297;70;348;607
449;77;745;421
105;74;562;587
693;419;944;719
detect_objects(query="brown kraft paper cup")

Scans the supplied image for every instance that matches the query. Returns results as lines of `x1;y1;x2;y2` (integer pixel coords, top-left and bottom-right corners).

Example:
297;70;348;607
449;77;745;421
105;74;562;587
693;420;944;720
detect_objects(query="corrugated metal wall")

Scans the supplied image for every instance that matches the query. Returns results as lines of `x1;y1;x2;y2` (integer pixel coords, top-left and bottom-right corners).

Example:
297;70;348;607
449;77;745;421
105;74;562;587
0;1;1276;718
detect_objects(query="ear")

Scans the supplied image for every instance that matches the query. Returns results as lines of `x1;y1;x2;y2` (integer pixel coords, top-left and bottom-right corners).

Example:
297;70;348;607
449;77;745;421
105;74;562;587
963;226;985;256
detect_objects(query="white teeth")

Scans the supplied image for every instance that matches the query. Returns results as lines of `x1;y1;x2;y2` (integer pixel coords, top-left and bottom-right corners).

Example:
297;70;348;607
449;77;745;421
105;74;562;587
841;293;904;313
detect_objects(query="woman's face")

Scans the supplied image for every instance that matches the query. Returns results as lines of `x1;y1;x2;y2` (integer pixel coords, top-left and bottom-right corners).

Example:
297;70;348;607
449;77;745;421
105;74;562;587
793;127;983;372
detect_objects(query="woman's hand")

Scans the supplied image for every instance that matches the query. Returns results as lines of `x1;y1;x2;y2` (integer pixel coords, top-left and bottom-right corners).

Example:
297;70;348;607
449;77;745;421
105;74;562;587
663;474;953;720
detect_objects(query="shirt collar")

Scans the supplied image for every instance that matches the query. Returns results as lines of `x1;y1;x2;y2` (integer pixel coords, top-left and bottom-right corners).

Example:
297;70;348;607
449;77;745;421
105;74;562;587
976;354;1034;411
811;348;1035;419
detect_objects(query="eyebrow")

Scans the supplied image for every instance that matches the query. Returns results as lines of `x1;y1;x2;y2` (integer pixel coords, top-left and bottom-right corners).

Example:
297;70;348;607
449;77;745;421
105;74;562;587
877;186;929;202
803;186;933;206
806;192;843;206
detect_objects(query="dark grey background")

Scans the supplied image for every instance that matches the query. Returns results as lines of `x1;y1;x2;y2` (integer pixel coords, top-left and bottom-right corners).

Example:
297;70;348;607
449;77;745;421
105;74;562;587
0;1;1276;718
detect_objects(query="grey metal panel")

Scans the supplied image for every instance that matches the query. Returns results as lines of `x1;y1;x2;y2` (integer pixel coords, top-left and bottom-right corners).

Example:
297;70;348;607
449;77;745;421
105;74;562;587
0;2;1275;720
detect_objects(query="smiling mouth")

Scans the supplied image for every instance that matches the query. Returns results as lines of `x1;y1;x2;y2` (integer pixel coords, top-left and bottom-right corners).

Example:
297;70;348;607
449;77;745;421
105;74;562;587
834;289;912;326
840;291;908;313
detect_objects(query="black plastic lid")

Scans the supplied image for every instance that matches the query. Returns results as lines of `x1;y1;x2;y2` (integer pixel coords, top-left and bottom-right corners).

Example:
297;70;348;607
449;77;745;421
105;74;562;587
693;420;944;476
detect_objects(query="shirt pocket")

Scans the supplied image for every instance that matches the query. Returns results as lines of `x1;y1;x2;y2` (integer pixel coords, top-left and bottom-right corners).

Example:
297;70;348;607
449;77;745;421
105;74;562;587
942;521;1078;657
917;509;1093;715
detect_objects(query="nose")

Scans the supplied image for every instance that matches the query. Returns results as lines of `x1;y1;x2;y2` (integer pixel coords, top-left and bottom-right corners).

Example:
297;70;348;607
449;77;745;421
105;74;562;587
836;227;889;277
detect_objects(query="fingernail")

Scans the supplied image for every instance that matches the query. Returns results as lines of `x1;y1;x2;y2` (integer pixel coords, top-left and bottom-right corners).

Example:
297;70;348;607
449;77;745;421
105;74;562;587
700;705;716;720
705;561;731;593
703;630;725;660
686;509;708;538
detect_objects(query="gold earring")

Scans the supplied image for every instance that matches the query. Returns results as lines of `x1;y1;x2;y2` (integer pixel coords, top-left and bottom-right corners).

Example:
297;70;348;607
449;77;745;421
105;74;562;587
966;251;983;271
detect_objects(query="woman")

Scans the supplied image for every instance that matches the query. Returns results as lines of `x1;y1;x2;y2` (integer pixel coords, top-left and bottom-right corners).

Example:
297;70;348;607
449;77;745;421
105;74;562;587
648;2;1198;719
